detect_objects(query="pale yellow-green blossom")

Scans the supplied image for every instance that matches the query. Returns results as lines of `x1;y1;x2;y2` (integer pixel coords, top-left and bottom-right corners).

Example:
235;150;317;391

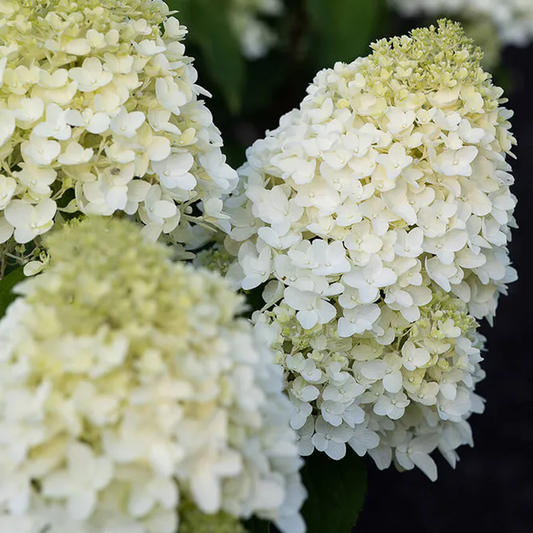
0;217;305;533
364;21;485;92
224;21;516;478
194;243;235;276
0;0;237;271
178;497;248;533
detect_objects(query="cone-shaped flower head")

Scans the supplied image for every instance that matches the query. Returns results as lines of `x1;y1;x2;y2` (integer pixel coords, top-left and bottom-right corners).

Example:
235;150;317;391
0;0;237;262
0;217;305;532
224;21;517;478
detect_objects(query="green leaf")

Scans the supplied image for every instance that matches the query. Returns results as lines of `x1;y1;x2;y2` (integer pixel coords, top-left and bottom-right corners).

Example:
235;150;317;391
304;0;386;69
0;267;25;318
169;0;245;114
301;451;367;533
244;516;271;533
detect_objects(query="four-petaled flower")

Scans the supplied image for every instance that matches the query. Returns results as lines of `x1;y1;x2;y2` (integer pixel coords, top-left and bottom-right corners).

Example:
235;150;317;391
311;417;353;460
5;199;57;244
343;256;397;303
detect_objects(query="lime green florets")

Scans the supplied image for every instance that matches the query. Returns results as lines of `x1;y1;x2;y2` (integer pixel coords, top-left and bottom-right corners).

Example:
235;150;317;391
194;244;235;276
414;291;478;340
0;217;305;531
32;217;243;338
0;0;238;269
179;498;248;533
367;19;485;92
3;0;168;26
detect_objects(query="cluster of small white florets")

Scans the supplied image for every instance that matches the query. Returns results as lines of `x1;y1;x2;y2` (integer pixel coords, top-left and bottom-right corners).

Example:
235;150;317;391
224;21;517;478
0;0;237;262
390;0;533;47
0;218;306;533
230;0;283;59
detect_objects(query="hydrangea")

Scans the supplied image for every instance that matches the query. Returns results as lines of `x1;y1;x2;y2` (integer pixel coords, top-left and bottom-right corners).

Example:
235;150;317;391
224;21;517;478
390;0;533;47
0;0;237;268
0;217;306;533
230;0;283;59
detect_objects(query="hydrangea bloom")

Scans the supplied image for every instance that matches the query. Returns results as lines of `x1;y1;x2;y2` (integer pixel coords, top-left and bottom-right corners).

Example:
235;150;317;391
230;0;283;59
224;21;517;478
390;0;533;47
0;0;237;264
0;218;305;533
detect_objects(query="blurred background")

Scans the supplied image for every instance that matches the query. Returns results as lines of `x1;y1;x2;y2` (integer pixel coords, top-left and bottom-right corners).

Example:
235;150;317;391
167;1;532;531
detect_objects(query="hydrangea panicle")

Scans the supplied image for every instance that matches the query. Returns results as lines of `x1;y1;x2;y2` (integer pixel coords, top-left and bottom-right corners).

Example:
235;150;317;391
0;0;237;269
224;21;517;479
0;217;306;533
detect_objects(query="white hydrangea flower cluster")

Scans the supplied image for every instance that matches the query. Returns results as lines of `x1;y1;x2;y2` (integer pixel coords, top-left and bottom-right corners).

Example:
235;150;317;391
0;218;305;533
230;0;283;60
0;0;237;260
390;0;533;47
224;21;517;478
